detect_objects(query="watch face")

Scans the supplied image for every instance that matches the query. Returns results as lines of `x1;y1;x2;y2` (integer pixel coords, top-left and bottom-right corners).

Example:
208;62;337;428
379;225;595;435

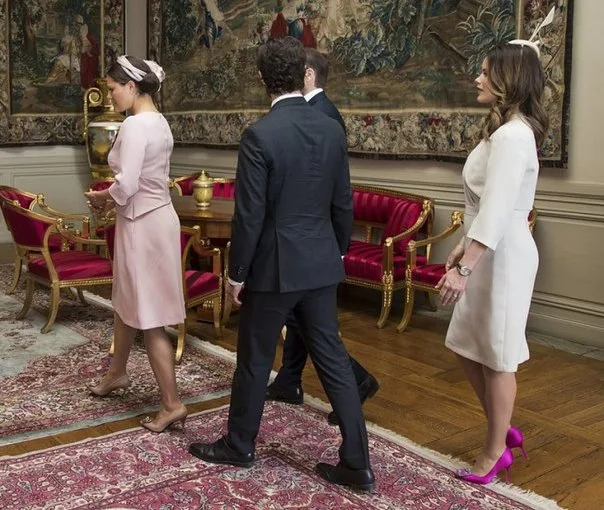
457;264;471;276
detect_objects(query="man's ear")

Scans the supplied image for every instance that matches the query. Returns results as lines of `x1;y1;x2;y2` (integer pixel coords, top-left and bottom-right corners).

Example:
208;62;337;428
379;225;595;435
257;70;265;86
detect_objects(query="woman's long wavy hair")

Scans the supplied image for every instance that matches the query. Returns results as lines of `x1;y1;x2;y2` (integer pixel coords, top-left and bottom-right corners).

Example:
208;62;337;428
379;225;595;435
482;43;549;147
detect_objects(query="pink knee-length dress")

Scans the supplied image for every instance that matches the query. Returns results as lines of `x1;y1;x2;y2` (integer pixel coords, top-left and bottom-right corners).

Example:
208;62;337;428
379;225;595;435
107;112;185;329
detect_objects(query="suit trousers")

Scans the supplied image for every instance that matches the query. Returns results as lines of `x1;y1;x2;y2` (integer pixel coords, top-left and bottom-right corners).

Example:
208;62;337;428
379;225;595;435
227;284;370;470
273;315;372;389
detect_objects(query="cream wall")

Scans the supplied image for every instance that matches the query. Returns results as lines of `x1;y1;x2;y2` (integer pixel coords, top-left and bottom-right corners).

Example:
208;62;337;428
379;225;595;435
0;1;602;346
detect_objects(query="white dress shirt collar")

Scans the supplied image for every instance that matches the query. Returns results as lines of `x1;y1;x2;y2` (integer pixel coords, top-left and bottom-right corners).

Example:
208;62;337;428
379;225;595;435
304;88;324;102
271;92;303;107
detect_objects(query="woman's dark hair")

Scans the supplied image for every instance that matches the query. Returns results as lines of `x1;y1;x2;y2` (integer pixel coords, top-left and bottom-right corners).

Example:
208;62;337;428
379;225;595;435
483;43;549;146
257;37;305;95
107;56;160;96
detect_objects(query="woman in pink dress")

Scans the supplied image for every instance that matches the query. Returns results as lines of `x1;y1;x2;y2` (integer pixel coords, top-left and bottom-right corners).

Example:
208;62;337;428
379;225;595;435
85;55;187;432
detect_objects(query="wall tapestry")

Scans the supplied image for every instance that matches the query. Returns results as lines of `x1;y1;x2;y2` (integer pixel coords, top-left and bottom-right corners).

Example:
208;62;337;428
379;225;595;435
0;0;124;145
148;0;573;166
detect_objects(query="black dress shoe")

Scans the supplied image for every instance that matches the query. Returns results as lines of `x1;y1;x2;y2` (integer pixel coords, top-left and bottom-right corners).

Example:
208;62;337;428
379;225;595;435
315;462;375;492
327;374;380;425
266;383;304;405
188;437;254;468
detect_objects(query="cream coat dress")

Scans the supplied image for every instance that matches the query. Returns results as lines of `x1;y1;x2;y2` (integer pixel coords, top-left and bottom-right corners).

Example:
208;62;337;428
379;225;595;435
107;112;185;330
445;116;539;372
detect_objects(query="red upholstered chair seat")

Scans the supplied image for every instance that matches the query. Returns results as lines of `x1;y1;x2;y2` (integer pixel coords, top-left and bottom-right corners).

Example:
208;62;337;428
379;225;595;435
28;251;112;280
411;263;446;286
344;241;427;282
184;270;221;299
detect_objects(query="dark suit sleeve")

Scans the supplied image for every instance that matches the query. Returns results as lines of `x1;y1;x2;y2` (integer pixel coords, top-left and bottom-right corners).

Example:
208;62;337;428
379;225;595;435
229;127;268;283
331;136;353;255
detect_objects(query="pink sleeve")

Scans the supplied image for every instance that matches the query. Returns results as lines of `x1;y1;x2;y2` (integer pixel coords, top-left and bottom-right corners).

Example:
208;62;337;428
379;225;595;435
108;119;147;206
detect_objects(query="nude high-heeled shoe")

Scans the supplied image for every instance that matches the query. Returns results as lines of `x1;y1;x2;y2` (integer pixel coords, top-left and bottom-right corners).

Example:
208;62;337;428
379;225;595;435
456;448;514;485
140;405;188;433
507;426;528;459
89;374;131;397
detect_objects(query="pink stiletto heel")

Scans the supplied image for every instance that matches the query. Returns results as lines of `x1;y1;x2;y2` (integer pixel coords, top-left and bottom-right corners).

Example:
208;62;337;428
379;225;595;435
456;448;514;485
507;426;528;459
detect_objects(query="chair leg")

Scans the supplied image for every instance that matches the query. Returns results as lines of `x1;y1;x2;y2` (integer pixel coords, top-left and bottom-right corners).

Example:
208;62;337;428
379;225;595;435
41;284;61;333
77;288;88;305
213;296;222;338
17;278;35;319
377;285;393;329
396;286;416;333
175;322;186;364
6;255;23;294
108;335;115;356
424;291;438;312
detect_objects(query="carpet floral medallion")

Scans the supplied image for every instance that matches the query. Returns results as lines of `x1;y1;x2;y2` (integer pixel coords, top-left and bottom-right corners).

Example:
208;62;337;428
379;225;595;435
0;403;561;510
0;267;235;446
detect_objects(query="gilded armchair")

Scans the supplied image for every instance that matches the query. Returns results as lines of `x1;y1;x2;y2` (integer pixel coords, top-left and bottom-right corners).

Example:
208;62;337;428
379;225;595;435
343;185;434;328
1;200;111;333
0;185;90;294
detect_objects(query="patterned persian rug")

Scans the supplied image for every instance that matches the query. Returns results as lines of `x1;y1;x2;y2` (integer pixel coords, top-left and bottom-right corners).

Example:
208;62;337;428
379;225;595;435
0;402;562;510
0;267;235;446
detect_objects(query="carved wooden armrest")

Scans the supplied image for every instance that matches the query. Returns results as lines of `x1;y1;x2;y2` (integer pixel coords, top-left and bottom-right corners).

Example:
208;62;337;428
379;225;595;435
55;219;108;248
406;211;464;268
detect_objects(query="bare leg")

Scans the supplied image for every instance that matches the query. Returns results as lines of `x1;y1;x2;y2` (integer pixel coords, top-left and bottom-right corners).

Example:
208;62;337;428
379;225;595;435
90;312;136;395
141;326;186;432
456;354;487;414
471;368;516;475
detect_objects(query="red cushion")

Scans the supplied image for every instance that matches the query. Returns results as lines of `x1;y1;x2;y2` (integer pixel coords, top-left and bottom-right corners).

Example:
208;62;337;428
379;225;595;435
90;180;113;192
48;233;73;252
343;240;427;282
28;251;112;280
411;263;446;286
213;181;235;199
176;174;200;196
0;189;35;209
353;190;397;224
185;270;220;300
1;204;53;247
382;199;423;255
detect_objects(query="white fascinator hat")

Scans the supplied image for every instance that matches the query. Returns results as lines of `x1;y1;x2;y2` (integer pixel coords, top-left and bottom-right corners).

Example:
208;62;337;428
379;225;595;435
508;6;556;58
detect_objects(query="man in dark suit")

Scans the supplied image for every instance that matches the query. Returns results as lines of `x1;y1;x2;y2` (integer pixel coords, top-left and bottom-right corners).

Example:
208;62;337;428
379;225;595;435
189;37;374;492
266;48;379;426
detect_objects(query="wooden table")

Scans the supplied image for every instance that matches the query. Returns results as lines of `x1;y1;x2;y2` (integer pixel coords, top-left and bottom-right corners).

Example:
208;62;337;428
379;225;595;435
172;195;234;239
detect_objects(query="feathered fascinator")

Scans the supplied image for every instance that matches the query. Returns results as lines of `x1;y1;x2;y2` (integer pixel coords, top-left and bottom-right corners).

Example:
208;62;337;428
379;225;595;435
508;6;556;58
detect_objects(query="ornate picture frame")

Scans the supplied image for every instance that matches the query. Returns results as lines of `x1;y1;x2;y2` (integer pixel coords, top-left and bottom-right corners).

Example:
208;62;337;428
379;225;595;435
0;0;124;146
148;0;573;166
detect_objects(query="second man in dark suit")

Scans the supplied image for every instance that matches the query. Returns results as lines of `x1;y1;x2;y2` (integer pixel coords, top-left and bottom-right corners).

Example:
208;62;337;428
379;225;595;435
266;48;379;426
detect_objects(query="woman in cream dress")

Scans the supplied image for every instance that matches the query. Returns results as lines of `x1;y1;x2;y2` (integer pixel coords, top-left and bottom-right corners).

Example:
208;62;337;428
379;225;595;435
437;43;548;483
85;56;187;432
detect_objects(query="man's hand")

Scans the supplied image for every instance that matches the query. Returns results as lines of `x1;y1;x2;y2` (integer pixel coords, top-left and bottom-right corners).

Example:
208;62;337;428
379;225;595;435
226;280;244;306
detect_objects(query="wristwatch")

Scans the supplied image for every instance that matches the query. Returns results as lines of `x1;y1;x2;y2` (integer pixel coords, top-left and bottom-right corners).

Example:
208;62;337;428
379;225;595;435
456;263;472;277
